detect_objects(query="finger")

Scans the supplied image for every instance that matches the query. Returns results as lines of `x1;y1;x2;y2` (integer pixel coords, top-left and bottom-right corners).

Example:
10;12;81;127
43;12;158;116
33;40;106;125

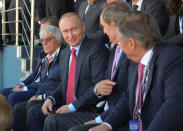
101;79;117;85
48;103;53;113
43;105;50;115
56;107;62;114
100;90;113;96
12;88;16;92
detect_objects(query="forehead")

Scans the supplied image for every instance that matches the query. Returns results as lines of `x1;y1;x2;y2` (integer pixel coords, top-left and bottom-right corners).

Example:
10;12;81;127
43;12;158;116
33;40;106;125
60;16;81;30
40;33;53;39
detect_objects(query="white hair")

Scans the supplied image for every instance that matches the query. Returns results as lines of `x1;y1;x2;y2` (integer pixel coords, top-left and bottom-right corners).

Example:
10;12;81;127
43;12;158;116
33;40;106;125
39;25;62;42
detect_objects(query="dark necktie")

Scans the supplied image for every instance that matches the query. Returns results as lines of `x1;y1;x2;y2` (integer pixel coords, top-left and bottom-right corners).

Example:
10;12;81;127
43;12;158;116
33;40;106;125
132;4;138;11
133;63;144;131
66;48;77;105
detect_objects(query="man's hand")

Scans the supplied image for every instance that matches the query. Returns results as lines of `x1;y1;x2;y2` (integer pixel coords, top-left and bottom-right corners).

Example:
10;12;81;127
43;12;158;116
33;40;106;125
42;98;53;115
85;120;97;125
89;124;110;131
95;80;116;96
28;95;39;102
12;84;23;92
56;105;71;114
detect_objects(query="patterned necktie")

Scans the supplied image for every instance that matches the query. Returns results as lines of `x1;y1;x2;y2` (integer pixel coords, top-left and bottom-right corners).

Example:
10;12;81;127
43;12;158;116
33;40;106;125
46;56;53;68
66;48;77;105
111;44;120;79
133;63;144;131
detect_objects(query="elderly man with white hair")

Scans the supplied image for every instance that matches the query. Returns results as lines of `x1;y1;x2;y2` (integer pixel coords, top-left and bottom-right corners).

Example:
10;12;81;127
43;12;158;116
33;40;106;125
12;25;66;131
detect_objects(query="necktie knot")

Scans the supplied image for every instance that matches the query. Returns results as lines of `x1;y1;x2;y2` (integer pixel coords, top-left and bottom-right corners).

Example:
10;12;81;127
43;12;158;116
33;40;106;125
47;56;53;62
72;48;76;54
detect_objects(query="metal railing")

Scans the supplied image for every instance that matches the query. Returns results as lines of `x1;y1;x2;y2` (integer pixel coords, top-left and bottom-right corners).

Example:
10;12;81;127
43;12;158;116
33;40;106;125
1;0;35;72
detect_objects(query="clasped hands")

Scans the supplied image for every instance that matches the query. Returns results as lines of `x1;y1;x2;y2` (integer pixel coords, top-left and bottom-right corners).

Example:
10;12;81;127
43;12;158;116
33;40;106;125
42;99;71;115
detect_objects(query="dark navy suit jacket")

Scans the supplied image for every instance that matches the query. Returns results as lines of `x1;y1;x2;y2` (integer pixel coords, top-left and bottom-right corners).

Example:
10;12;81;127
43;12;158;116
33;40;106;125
51;37;109;112
100;45;129;120
104;43;183;131
23;45;65;97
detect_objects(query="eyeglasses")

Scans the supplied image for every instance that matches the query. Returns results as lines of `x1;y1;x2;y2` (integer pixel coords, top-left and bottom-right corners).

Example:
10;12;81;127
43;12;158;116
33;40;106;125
40;36;55;43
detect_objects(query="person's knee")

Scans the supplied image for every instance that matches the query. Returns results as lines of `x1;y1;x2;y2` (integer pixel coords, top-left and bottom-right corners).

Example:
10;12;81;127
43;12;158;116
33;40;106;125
8;92;17;105
0;88;12;98
44;114;57;128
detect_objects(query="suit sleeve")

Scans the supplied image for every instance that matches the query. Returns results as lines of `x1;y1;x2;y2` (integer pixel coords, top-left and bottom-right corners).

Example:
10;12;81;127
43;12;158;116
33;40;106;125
103;89;130;129
72;45;109;110
147;53;183;131
23;51;44;88
162;34;183;46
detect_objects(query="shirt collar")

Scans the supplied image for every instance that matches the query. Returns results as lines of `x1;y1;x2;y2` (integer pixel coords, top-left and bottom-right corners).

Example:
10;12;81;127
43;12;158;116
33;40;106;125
133;0;143;11
70;35;85;56
140;48;153;67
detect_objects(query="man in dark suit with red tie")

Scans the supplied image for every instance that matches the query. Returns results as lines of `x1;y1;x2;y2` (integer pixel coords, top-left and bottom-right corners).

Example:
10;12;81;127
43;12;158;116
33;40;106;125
89;12;183;131
42;2;131;131
26;12;109;131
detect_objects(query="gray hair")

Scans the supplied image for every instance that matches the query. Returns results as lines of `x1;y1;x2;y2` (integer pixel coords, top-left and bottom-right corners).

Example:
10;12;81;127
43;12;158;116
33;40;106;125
39;25;62;42
117;11;162;49
101;1;131;26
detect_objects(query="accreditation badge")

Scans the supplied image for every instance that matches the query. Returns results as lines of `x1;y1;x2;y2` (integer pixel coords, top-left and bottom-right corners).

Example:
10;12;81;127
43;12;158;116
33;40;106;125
129;120;140;131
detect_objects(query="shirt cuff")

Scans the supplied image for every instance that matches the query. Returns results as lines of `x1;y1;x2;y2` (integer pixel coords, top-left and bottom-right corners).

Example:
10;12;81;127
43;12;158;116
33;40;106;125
19;82;25;87
23;86;28;91
103;122;112;130
95;116;103;124
93;86;103;98
48;96;56;105
68;103;76;112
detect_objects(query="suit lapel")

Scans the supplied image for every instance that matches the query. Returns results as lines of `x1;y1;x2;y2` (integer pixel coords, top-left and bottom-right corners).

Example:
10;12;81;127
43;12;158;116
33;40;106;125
143;63;154;106
140;0;147;12
80;1;88;19
142;47;159;106
74;37;88;92
129;63;138;114
111;53;123;80
62;46;70;97
86;3;96;16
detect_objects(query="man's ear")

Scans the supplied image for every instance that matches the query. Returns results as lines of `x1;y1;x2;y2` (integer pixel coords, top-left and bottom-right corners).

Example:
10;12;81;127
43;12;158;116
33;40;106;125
109;20;115;28
128;38;136;51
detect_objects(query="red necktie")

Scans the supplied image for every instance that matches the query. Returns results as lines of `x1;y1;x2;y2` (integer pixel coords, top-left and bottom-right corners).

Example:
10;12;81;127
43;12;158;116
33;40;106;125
133;63;144;131
66;48;77;104
47;56;53;68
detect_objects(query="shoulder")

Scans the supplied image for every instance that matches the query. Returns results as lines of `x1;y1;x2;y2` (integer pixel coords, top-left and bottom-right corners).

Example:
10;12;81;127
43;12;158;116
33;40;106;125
83;37;107;50
143;0;166;9
153;43;183;65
